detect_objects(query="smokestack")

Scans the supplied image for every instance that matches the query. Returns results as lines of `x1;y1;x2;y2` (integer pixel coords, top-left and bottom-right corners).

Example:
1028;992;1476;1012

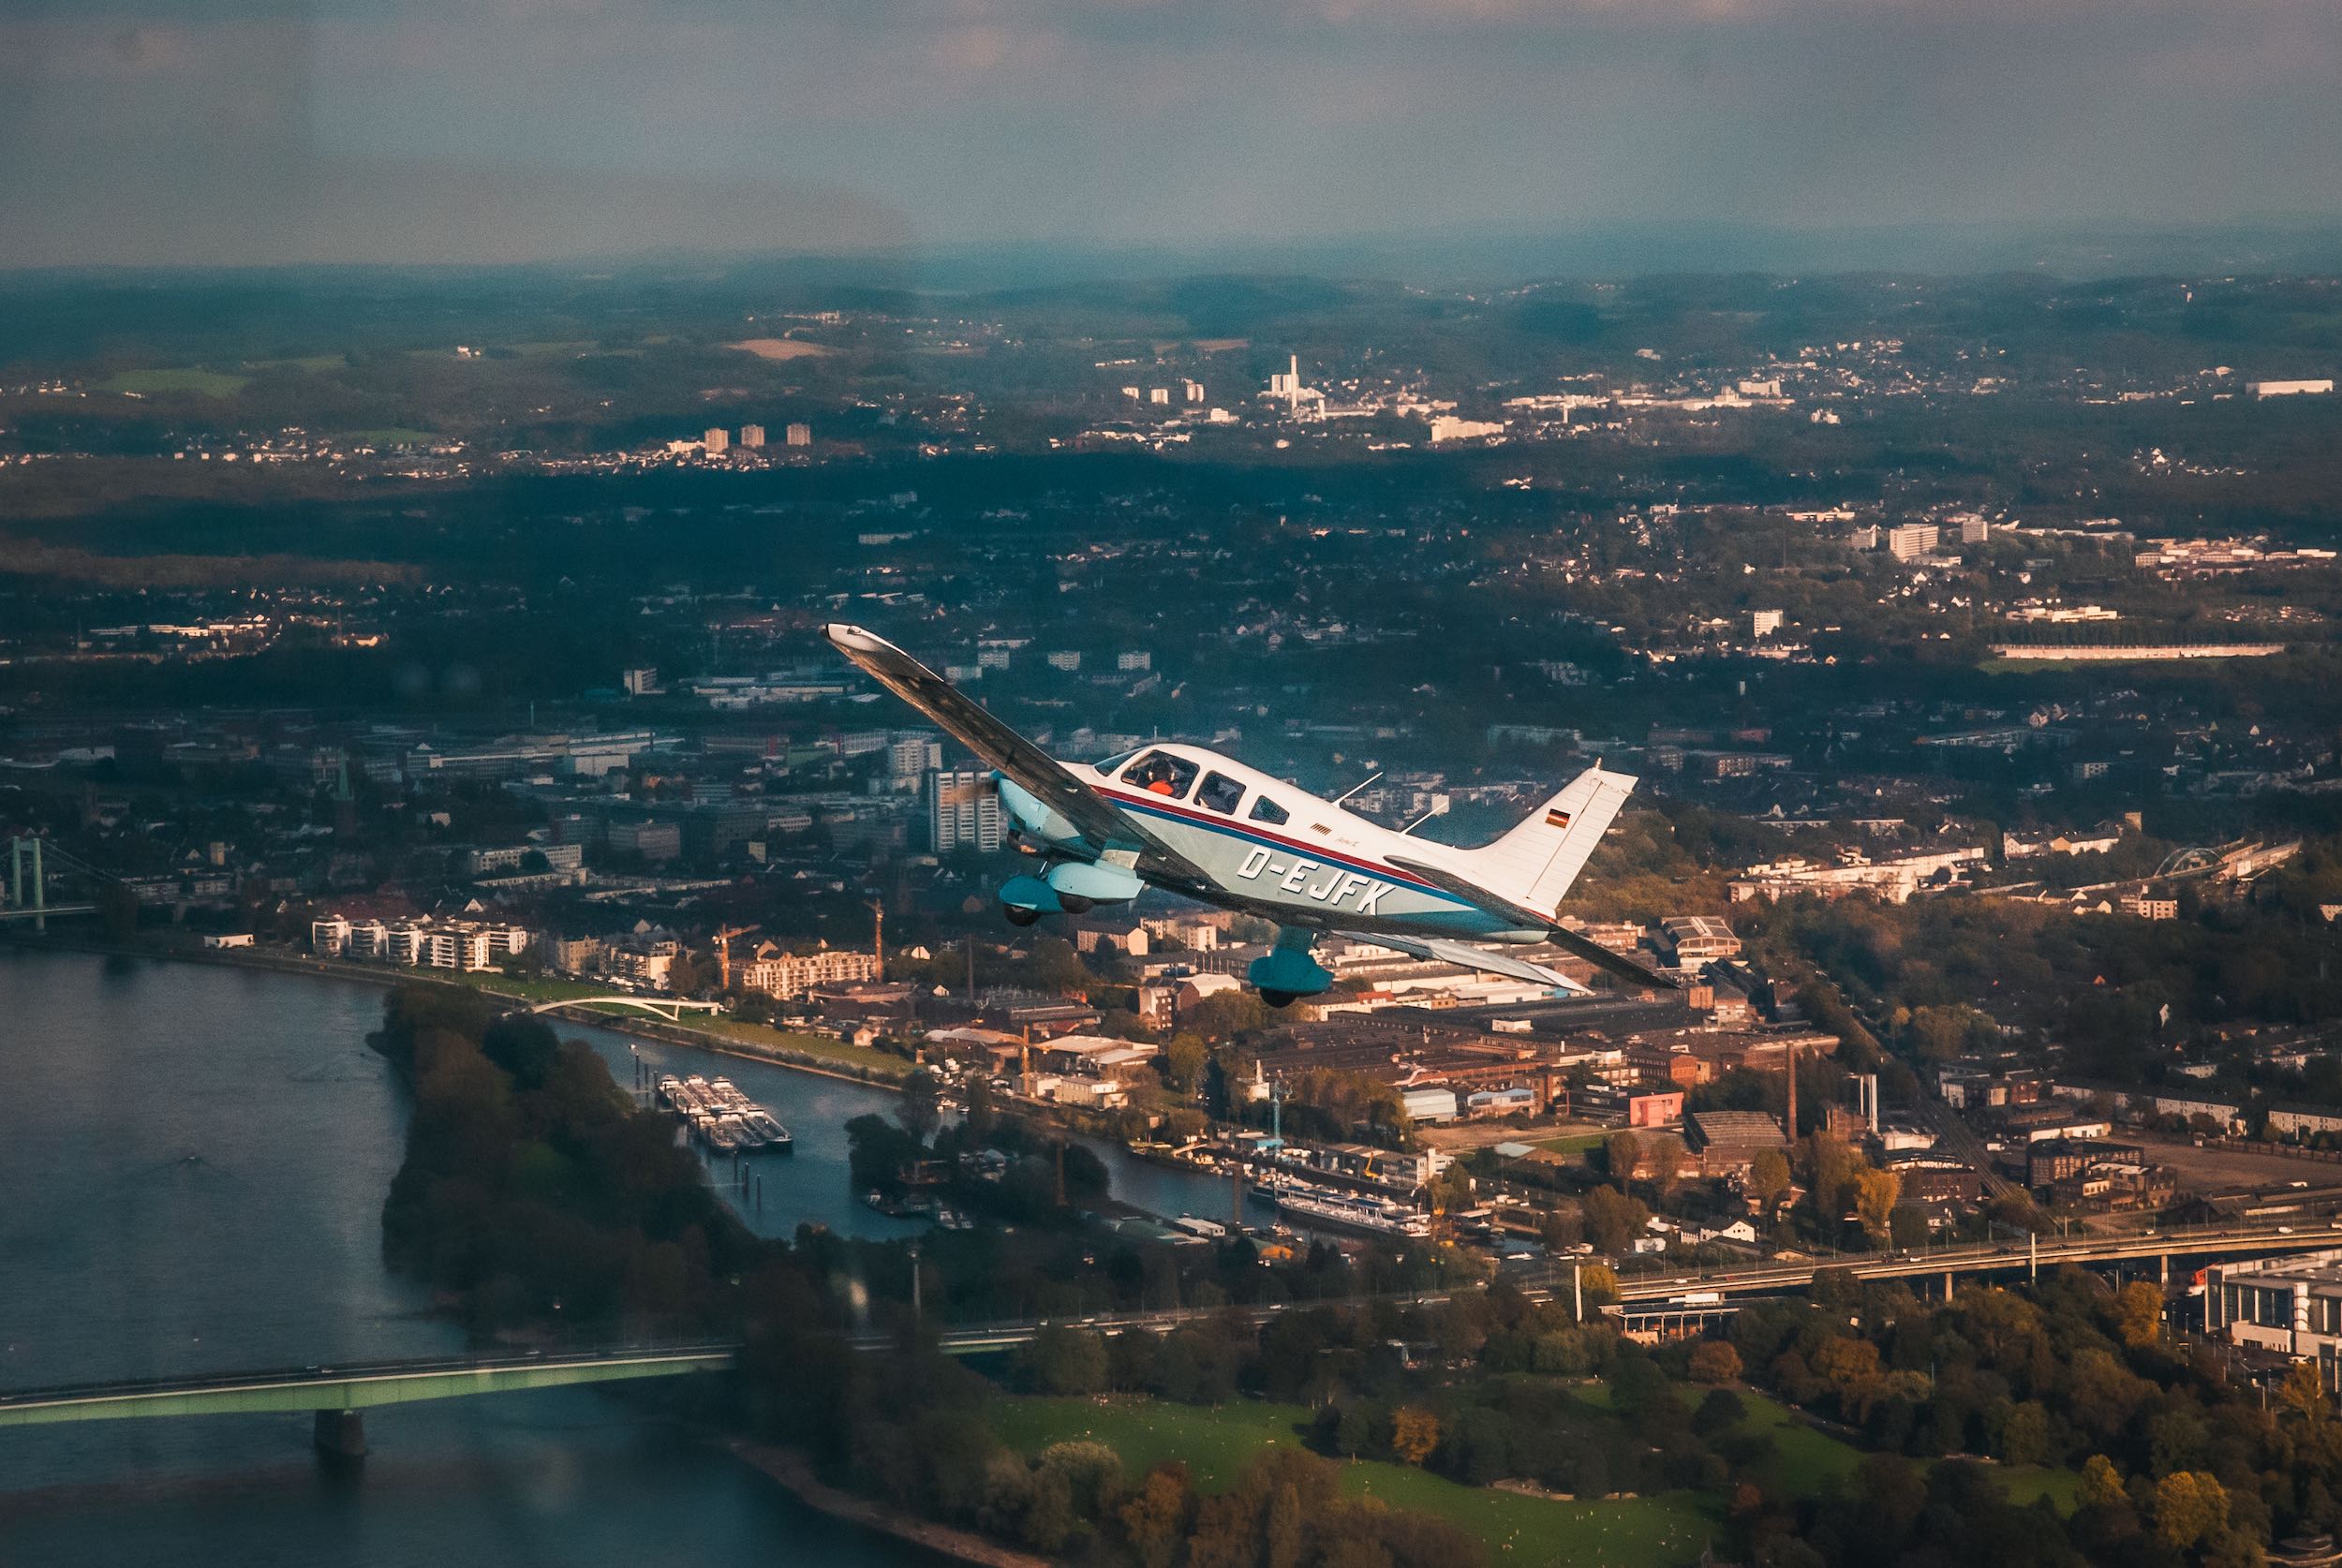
1785;1041;1797;1142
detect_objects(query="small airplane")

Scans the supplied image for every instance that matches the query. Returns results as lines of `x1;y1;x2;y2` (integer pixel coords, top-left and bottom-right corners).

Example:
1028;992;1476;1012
824;624;1679;1006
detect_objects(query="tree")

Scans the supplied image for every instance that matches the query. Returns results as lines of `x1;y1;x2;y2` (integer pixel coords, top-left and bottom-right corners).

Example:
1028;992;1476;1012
2111;1280;2164;1351
2153;1471;2230;1549
1390;1406;1441;1465
897;1068;941;1144
1163;1033;1209;1094
1688;1340;1743;1384
1851;1166;1902;1245
1119;1462;1195;1568
1264;1482;1307;1568
1185;991;1266;1042
2278;1357;2332;1422
2078;1455;2127;1510
1334;1403;1376;1457
1580;1186;1650;1255
1750;1146;1793;1210
1579;1263;1620;1307
1020;1324;1108;1396
1643;1132;1689;1196
1803;1132;1861;1220
1538;1208;1583;1251
1604;1130;1641;1187
2002;1401;2052;1466
965;1075;999;1139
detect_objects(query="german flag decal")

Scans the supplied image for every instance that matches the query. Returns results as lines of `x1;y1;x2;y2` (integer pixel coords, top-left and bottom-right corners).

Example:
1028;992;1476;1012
1546;808;1573;829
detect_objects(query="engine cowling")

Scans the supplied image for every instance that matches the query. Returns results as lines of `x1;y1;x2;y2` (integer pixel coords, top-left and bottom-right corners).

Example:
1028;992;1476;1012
995;776;1083;844
1248;945;1334;998
999;873;1063;917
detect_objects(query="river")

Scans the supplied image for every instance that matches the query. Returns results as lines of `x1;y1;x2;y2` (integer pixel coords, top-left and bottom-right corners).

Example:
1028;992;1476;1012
0;947;1222;1565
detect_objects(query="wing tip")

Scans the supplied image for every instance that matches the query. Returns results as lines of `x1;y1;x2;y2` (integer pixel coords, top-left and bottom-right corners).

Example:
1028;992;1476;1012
823;622;880;652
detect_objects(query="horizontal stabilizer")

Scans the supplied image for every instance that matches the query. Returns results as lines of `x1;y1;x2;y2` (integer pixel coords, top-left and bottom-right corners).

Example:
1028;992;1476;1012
1380;853;1682;993
1339;932;1592;995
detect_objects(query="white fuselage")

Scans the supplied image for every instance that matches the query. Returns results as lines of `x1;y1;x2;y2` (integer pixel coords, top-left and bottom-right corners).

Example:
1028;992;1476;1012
1055;745;1519;939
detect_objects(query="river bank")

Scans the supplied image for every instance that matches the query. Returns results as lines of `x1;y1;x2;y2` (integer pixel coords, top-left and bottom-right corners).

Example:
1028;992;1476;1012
1;930;910;1088
733;1443;1054;1568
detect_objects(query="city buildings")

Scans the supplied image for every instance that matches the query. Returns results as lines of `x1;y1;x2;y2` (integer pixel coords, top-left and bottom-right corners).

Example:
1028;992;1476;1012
1886;523;1939;562
2209;1252;2342;1388
311;913;529;972
928;769;1005;854
736;943;882;998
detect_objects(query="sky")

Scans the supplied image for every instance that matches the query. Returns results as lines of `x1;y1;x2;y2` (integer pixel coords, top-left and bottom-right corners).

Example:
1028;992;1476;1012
3;0;2340;270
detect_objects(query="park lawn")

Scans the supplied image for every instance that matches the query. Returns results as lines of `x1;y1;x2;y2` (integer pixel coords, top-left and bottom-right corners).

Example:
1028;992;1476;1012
682;1013;912;1078
100;367;248;397
1534;1132;1607;1156
1999;1465;2083;1511
1574;1383;2079;1511
245;354;348;373
1732;1390;1863;1492
992;1396;1717;1567
994;1393;1307;1491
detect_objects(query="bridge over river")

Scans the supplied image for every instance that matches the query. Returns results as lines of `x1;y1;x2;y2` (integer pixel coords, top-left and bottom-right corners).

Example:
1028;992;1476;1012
13;1221;2341;1457
0;1345;736;1457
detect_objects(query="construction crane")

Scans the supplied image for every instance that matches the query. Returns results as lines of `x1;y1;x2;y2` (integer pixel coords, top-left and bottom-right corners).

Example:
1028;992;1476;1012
713;924;759;991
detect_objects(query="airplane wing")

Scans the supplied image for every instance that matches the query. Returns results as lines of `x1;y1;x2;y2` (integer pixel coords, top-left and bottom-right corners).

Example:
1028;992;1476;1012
1335;931;1593;996
1383;851;1682;992
823;624;1217;889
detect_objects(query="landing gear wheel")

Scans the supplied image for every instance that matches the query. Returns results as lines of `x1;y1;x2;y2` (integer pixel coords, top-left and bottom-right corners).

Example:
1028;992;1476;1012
1260;989;1298;1009
1002;905;1042;928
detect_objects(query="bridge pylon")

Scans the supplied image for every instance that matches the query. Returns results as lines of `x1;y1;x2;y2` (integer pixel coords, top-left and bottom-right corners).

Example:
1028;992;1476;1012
314;1408;367;1462
7;836;44;933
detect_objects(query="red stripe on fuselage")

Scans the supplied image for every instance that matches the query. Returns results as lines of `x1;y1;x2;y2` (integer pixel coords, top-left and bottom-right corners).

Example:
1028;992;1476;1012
1091;784;1449;898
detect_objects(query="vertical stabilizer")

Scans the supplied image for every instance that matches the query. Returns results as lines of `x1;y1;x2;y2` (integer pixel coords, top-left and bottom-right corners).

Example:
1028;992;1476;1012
1461;766;1637;916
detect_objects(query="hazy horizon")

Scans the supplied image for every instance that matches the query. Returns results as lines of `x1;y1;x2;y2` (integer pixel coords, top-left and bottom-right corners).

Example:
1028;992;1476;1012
5;0;2341;273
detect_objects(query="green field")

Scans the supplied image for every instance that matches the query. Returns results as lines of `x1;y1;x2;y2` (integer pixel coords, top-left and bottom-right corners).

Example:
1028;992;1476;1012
99;367;248;397
1007;1385;2089;1545
1533;1132;1608;1156
992;1397;1716;1567
1582;1384;2082;1509
246;354;348;373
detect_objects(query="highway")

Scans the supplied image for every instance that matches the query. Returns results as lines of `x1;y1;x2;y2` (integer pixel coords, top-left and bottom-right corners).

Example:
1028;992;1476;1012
1608;1219;2342;1300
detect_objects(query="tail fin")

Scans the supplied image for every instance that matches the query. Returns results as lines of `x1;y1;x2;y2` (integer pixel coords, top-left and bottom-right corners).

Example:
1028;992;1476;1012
1462;766;1637;917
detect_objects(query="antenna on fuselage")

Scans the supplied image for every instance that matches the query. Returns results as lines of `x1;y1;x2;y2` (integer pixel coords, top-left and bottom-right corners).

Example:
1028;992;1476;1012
1397;807;1442;836
1329;771;1381;806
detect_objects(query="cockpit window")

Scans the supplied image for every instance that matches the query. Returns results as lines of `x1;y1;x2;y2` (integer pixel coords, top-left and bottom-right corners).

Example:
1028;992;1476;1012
1120;750;1198;799
1196;771;1245;815
1093;747;1144;774
1249;793;1291;825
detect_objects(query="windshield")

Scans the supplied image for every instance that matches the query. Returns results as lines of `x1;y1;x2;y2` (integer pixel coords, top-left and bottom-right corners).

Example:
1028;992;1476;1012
1119;749;1198;799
